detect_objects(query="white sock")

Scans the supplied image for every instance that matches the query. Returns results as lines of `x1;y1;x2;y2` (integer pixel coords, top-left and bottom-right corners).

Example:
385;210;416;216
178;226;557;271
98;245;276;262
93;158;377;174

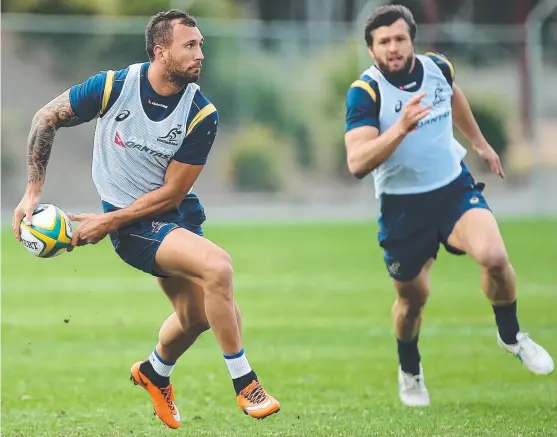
149;348;175;378
223;348;252;379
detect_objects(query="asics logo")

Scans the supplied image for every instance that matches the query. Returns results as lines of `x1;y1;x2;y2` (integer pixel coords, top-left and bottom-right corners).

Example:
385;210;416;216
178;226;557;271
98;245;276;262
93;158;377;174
115;110;131;121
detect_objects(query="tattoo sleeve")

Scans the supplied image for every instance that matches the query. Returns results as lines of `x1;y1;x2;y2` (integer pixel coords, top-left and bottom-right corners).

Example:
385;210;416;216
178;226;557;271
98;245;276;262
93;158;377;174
27;90;85;184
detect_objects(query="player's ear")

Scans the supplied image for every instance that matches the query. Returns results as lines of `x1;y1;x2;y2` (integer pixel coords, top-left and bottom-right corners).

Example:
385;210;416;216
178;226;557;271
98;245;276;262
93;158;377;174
367;46;376;60
153;44;167;64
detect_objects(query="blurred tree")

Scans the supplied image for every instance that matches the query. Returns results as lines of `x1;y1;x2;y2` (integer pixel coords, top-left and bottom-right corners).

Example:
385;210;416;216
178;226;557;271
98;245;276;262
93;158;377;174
8;0;246;88
256;0;304;22
473;0;538;24
1;110;22;186
114;0;243;18
185;0;243;19
222;123;295;193
1;150;16;184
114;0;171;16
2;0;109;14
2;0;242;16
206;44;315;169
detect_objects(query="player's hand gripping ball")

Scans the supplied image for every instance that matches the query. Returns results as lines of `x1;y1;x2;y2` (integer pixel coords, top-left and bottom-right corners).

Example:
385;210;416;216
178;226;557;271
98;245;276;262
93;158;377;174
20;204;73;258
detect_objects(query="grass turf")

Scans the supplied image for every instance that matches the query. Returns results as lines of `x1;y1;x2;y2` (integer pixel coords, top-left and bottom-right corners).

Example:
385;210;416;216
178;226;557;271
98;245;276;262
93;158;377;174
2;219;556;436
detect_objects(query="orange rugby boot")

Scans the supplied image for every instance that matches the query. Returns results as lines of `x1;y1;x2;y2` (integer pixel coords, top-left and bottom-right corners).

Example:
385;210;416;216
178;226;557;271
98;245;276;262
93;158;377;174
130;361;181;429
237;380;280;419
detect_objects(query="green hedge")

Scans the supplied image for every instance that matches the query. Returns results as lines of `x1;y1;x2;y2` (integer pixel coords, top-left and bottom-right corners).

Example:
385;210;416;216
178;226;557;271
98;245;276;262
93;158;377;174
223;124;295;193
468;97;509;158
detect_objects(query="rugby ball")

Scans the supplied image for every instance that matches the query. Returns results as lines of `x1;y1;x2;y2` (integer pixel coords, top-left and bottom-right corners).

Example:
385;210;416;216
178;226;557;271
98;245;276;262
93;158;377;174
20;203;73;258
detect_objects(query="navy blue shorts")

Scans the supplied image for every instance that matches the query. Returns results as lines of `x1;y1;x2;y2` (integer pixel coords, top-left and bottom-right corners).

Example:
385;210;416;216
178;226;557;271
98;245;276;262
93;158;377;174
104;195;206;277
377;163;490;282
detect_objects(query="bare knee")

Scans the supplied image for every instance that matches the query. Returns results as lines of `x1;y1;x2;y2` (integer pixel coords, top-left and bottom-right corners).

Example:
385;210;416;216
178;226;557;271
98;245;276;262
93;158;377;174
395;292;429;319
203;251;234;295
476;246;509;275
394;284;430;319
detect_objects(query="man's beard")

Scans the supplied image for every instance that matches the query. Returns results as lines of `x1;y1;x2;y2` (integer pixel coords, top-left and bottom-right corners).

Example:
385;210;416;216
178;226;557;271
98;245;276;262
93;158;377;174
376;53;414;79
165;58;201;88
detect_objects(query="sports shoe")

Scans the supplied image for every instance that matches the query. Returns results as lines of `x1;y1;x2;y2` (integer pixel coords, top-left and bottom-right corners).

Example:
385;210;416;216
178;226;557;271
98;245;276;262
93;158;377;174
237;380;280;419
398;364;430;407
497;331;554;375
130;361;181;429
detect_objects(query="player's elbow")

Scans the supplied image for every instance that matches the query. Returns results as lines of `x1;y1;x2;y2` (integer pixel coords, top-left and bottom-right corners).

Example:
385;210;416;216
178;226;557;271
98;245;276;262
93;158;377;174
345;138;377;179
347;156;373;179
347;161;363;179
31;109;57;131
161;185;189;209
347;152;360;175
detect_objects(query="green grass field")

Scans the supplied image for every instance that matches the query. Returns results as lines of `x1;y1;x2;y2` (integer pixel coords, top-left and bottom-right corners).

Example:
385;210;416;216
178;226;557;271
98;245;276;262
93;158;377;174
2;219;556;437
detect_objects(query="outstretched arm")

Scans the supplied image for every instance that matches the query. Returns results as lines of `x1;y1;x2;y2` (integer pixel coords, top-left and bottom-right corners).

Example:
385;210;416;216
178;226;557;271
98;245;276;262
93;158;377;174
27;69;113;192
13;90;85;240
27;90;84;187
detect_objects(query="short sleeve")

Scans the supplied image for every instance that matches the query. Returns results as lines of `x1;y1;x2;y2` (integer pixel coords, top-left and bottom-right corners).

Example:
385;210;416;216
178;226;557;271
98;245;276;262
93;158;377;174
69;71;107;122
173;109;219;165
345;79;380;132
425;52;455;87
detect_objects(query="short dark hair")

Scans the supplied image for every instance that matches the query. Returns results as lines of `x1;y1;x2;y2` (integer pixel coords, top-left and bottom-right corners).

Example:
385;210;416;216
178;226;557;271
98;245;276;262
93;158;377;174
145;9;197;60
364;5;417;47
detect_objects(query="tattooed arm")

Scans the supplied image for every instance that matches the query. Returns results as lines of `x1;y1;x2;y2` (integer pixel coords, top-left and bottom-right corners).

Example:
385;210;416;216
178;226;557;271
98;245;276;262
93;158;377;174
27;90;84;185
13;68;118;241
13;90;85;239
